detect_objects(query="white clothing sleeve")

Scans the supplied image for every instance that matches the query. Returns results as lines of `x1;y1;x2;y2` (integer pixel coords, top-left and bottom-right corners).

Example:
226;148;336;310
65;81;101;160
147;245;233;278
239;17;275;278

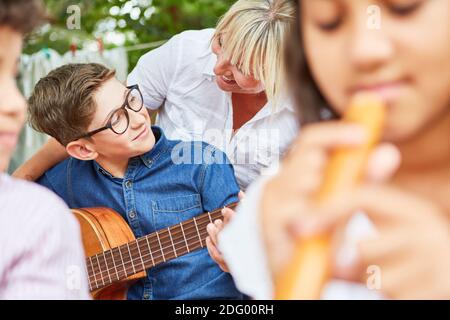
127;34;181;110
219;175;274;300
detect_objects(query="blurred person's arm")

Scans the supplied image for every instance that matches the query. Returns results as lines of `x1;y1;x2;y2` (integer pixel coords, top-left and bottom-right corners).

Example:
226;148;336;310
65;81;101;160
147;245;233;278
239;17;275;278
219;123;372;300
13;137;68;181
221;122;450;300
0;178;90;300
219;176;275;299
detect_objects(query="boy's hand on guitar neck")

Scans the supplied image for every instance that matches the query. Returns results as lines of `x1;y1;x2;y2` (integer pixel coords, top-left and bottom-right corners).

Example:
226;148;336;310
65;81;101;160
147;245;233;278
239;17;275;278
206;191;245;272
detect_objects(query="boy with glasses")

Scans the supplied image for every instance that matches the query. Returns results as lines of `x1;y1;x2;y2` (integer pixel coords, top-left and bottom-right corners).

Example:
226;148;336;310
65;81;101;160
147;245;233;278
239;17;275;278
28;63;243;300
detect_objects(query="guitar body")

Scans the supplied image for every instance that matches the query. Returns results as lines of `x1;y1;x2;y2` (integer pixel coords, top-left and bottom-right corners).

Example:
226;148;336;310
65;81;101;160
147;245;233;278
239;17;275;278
72;208;147;300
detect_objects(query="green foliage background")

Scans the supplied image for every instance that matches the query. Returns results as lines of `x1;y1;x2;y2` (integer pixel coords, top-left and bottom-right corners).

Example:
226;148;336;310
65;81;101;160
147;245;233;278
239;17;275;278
25;0;235;70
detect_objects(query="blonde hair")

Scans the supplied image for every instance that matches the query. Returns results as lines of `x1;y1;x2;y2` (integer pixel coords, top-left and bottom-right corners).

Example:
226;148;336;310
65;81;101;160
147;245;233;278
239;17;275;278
213;0;295;107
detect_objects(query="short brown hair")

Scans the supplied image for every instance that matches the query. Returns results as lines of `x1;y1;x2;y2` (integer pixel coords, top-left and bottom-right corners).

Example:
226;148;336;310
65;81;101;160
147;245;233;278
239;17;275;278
29;63;116;146
0;0;47;34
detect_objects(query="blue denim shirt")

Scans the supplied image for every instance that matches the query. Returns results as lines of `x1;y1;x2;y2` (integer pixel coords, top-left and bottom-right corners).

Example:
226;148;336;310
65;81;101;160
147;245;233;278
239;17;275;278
37;126;243;300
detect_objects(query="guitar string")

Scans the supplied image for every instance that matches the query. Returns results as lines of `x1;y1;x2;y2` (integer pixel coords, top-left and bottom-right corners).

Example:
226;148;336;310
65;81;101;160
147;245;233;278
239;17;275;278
87;210;222;276
87;215;215;282
90;233;208;290
89;226;212;289
86;209;222;275
87;214;221;287
86;203;238;287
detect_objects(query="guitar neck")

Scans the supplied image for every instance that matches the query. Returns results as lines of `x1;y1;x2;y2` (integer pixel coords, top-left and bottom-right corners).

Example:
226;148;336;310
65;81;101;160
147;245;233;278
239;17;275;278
86;202;238;292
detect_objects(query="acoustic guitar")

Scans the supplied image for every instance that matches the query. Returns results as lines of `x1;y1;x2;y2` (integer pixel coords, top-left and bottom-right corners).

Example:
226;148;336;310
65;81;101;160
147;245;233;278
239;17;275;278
72;202;238;300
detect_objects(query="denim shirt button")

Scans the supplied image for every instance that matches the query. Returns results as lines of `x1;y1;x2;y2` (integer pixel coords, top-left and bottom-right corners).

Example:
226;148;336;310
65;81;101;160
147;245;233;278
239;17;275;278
129;210;136;219
125;180;132;188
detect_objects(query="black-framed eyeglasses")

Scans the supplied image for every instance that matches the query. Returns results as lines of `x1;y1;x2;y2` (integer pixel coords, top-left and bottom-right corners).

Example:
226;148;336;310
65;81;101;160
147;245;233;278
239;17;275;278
73;84;144;141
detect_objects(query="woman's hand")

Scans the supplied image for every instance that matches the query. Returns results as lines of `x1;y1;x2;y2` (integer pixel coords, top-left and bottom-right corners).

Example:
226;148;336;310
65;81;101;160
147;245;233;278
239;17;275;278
206;191;245;272
12;137;68;181
293;184;450;300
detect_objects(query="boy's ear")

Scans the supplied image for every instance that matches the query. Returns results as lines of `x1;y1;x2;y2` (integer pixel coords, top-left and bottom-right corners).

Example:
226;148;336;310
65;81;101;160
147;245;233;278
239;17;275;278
66;140;98;161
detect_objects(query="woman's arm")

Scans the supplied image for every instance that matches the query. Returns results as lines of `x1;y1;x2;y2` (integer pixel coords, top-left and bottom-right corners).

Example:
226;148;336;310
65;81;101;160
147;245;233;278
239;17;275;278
12;137;68;181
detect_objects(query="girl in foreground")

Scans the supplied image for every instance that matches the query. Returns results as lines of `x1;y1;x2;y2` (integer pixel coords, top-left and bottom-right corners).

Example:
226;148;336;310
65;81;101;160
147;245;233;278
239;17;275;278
212;0;450;299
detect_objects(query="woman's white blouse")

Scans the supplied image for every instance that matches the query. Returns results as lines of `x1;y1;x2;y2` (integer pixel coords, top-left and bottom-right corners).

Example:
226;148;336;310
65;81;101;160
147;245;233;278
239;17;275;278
128;28;299;190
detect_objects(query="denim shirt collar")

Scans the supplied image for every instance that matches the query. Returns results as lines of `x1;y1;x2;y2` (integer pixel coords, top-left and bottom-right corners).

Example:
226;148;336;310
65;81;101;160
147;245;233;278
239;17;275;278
139;126;170;168
93;126;169;177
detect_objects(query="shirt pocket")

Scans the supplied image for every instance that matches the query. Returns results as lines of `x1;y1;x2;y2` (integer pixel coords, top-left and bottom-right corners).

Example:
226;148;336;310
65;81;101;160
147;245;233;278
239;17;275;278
151;193;203;230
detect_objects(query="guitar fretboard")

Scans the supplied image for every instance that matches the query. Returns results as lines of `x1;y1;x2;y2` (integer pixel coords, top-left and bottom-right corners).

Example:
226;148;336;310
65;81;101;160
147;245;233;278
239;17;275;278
86;202;237;292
